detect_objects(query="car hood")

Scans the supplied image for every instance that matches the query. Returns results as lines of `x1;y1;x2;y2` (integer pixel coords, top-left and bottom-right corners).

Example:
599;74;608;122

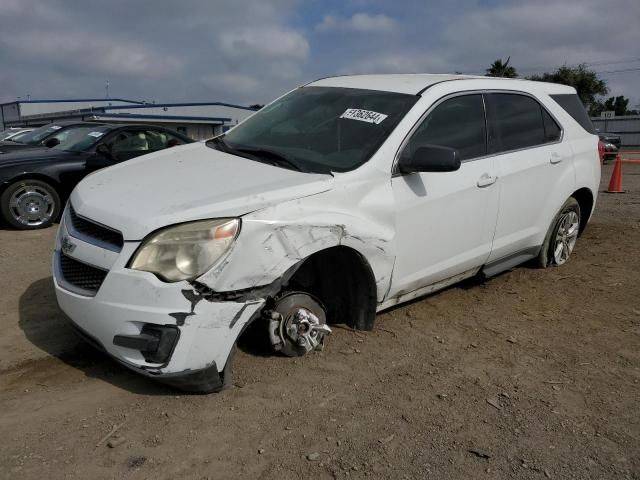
0;147;72;166
0;141;35;153
71;142;334;240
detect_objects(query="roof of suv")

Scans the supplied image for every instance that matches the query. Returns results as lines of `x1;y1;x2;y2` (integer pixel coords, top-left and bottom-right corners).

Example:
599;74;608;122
308;74;576;96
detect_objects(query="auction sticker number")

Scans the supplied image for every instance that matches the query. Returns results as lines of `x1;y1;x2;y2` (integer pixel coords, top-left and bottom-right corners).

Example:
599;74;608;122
340;108;388;124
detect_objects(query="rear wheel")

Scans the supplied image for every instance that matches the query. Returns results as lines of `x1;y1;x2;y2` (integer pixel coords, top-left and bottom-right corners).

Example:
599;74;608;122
0;179;61;230
537;197;581;268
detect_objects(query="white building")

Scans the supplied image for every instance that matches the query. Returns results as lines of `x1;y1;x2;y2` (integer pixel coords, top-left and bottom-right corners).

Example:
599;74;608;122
0;98;257;140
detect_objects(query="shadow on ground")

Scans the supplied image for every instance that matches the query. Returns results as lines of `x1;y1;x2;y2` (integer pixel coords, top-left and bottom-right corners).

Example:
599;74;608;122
17;276;174;395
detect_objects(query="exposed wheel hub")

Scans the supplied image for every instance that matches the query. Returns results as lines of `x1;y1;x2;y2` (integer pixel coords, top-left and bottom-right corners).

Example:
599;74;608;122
267;293;331;357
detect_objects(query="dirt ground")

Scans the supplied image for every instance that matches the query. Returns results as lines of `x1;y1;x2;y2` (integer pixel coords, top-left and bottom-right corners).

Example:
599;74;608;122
0;161;639;480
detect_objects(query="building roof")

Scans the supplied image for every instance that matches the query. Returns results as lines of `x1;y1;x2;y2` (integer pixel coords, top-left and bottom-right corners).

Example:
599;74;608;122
1;98;143;107
88;112;230;124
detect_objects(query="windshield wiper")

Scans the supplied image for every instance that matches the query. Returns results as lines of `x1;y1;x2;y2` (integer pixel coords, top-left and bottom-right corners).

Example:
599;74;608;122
233;146;304;172
206;136;231;152
207;136;306;172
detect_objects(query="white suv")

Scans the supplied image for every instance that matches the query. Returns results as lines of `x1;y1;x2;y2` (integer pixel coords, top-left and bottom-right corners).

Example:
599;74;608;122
53;74;600;392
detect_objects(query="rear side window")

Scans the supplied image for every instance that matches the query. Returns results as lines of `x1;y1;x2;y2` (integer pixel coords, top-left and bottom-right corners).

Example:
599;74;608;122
486;93;548;152
401;94;487;161
542;109;562;142
549;94;595;134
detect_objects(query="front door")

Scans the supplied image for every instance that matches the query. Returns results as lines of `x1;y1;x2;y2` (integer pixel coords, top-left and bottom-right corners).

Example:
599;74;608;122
389;93;500;298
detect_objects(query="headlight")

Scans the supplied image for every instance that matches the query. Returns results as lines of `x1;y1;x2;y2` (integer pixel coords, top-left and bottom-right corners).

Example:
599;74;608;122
130;218;239;282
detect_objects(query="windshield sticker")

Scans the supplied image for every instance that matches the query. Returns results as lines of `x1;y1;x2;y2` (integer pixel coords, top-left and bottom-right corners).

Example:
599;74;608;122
340;108;388;125
87;131;104;138
50;126;62;130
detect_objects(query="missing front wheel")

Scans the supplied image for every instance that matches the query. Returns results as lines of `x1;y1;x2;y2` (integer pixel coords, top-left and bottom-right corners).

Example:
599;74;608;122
266;292;331;357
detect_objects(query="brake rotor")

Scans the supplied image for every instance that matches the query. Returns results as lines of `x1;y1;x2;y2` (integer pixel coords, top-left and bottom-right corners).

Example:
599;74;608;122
267;292;331;357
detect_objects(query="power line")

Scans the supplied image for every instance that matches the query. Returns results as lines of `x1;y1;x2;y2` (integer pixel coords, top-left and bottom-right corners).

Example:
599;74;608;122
479;56;640;75
595;67;640;75
585;57;640;67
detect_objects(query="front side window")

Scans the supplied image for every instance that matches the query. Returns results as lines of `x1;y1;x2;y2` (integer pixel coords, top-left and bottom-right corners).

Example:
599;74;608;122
212;86;418;173
106;130;150;153
145;130;187;150
486;93;559;153
400;94;487;162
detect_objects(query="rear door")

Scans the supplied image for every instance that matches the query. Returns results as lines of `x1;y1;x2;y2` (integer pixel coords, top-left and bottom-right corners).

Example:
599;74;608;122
484;92;573;266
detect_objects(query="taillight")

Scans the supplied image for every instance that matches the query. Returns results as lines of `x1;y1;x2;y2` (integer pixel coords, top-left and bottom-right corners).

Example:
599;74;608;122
598;140;605;163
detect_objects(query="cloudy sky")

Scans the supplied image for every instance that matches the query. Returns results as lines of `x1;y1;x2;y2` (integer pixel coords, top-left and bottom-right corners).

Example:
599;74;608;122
1;0;639;107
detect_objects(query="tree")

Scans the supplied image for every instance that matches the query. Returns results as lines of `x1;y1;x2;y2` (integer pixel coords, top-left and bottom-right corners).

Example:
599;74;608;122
604;96;630;116
586;95;632;117
486;57;518;78
528;64;608;113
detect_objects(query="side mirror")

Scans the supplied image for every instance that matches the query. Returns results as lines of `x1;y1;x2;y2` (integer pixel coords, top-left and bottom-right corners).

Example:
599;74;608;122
44;137;60;148
398;145;461;174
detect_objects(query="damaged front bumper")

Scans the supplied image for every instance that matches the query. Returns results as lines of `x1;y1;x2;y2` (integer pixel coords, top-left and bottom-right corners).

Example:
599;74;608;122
53;219;264;392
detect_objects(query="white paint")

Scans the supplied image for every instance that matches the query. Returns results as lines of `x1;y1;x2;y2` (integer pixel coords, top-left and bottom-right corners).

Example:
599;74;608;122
53;75;599;385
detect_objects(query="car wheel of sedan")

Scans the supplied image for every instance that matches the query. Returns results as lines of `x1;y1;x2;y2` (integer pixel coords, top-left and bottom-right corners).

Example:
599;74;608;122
0;179;61;230
537;197;581;268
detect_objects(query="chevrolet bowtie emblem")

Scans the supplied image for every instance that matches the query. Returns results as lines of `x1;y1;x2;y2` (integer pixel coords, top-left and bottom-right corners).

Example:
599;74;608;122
61;236;76;255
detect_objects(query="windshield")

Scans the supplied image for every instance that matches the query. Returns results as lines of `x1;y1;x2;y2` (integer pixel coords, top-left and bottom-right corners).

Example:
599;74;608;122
0;129;24;141
11;124;66;145
211;86;418;173
50;126;112;152
8;130;33;142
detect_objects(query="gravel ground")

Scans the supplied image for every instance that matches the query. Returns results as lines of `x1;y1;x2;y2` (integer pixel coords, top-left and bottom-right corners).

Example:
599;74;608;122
0;160;638;480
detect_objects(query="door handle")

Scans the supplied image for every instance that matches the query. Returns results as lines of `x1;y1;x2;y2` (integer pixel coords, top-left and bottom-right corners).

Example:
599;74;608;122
477;174;498;188
550;152;563;164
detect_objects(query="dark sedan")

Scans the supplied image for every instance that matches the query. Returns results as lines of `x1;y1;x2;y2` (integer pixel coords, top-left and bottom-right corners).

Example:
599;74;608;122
0;121;93;154
598;132;622;163
0;124;192;229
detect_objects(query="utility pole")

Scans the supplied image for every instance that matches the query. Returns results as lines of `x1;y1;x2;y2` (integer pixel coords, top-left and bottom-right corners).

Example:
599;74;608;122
105;80;110;99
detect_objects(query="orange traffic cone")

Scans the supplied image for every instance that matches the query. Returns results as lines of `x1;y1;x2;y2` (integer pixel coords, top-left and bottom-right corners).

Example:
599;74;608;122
606;154;625;193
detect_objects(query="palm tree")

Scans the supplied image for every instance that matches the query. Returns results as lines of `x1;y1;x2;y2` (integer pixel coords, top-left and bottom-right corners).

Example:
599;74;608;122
486;57;518;78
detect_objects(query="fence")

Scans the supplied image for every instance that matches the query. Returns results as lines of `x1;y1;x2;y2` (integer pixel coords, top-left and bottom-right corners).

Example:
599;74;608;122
591;115;640;147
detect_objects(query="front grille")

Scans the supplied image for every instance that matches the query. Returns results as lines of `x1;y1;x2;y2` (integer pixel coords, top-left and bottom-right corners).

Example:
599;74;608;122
58;253;108;294
68;206;124;252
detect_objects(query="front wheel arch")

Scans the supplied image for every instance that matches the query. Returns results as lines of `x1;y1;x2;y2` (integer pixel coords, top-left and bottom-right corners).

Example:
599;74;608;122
284;245;378;330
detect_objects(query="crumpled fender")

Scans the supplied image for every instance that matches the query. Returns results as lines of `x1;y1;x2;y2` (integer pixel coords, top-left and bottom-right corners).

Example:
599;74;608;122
196;172;396;302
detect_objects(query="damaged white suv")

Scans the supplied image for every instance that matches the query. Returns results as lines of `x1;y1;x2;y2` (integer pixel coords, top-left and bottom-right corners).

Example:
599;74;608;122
53;74;600;392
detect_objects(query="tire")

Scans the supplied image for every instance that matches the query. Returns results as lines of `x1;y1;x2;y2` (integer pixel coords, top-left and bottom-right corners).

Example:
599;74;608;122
0;179;61;230
537;197;581;268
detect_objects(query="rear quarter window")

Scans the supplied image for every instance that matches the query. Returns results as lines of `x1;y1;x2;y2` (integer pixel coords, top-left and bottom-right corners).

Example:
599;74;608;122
549;94;595;134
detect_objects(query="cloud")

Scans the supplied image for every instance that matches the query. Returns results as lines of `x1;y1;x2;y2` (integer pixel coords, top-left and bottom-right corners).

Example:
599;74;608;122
0;0;638;108
316;13;397;32
219;28;309;61
0;0;308;105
